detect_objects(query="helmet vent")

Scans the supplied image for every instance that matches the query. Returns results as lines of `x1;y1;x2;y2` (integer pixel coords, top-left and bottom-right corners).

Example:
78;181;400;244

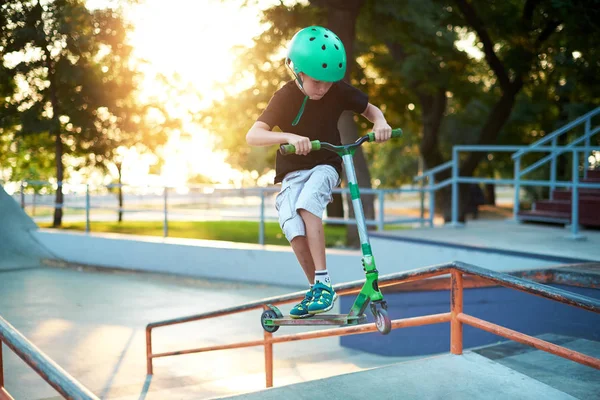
334;44;339;50
309;37;316;41
322;63;328;68
312;28;317;31
339;63;343;68
324;34;329;38
322;45;326;50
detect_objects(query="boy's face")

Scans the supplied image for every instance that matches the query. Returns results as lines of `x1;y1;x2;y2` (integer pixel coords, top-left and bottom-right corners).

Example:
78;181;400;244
299;73;333;100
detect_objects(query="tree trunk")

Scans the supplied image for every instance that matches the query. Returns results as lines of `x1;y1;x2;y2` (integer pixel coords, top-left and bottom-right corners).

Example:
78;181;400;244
39;2;64;228
52;106;63;227
321;0;369;248
484;184;496;205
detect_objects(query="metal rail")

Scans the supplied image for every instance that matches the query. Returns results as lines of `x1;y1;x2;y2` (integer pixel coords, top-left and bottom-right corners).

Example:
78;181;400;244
145;261;600;388
0;316;99;400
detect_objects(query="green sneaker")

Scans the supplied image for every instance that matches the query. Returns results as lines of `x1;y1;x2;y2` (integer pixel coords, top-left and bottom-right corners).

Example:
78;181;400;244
308;282;337;315
289;289;314;319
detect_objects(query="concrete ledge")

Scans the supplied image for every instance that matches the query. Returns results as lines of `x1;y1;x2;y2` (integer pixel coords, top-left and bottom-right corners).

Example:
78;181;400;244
33;228;569;287
33;230;364;287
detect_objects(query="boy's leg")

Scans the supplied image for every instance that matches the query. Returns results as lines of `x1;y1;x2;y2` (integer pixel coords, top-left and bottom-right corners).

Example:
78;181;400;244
297;209;326;272
290;236;315;284
294;165;339;314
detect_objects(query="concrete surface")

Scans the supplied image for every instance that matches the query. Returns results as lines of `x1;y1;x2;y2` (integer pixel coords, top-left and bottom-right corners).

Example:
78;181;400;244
372;220;600;263
33;223;588;289
0;266;417;400
475;334;600;400
222;352;579;400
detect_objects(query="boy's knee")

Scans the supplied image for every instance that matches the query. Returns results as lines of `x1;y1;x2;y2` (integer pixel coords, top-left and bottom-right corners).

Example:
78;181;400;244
298;207;321;221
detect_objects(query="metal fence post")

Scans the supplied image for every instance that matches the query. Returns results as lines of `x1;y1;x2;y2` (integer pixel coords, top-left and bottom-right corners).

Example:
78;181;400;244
429;184;435;227
584;118;591;180
451;147;460;225
378;189;385;231
85;184;90;233
569;150;585;240
513;156;521;221
550;137;557;199
450;270;464;355
163;187;168;238
259;189;265;245
20;181;25;209
263;321;273;388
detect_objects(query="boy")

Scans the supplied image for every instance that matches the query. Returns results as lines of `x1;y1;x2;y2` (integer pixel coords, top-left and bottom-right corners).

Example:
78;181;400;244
246;26;392;318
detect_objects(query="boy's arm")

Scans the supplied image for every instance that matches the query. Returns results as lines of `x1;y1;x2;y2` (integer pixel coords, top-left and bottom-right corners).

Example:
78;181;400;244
246;121;312;155
361;103;392;143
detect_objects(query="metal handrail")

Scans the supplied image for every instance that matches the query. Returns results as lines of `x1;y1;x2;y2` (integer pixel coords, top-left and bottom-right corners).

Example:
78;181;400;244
512;106;600;159
414;161;453;182
0;316;99;400
519;127;600;178
145;261;600;389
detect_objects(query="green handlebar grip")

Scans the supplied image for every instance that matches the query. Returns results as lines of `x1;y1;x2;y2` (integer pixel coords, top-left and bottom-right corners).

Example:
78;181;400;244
280;140;321;155
368;128;403;142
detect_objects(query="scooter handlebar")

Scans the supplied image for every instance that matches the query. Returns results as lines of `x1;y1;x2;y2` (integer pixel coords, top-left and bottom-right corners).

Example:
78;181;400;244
279;128;402;156
279;141;321;156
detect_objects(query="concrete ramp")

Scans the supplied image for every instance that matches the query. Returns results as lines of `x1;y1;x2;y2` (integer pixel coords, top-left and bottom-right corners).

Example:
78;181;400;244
0;184;54;269
222;352;577;400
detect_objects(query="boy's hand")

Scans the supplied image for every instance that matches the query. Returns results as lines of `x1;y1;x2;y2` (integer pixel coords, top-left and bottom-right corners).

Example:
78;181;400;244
373;122;392;143
286;134;312;156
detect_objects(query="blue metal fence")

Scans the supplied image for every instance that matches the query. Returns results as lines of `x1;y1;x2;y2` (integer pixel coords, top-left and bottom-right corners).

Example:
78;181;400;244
417;106;600;239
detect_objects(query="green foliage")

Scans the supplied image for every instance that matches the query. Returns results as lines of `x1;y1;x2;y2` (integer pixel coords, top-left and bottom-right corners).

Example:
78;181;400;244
204;0;599;192
0;0;177;178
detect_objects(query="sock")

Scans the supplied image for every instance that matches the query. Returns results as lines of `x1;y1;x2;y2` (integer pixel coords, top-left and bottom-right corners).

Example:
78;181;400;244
315;270;331;285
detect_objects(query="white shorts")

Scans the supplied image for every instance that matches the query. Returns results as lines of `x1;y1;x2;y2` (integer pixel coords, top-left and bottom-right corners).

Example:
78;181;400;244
275;165;340;242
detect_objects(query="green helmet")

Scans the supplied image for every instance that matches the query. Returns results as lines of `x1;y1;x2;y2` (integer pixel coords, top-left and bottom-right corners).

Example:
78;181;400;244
286;26;347;83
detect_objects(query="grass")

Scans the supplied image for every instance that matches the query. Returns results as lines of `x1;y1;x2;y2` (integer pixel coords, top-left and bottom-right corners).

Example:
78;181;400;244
38;220;350;247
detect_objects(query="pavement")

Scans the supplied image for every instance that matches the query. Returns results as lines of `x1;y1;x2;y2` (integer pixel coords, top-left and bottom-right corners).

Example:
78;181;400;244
373;219;600;263
0;266;418;400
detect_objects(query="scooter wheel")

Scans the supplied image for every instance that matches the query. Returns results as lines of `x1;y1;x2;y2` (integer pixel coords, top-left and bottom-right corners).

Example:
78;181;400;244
374;308;391;335
261;309;280;333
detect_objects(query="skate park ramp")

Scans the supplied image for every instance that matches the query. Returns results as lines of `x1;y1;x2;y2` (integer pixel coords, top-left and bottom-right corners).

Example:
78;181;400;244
223;335;600;400
0;184;54;270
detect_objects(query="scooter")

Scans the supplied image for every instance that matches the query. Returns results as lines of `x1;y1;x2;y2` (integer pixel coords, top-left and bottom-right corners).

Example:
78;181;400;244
260;128;402;335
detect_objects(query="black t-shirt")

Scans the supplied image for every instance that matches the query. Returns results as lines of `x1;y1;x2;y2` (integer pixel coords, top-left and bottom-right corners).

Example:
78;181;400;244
257;80;369;184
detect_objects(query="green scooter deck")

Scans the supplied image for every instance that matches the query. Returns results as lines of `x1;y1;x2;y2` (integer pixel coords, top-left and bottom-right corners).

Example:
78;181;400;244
268;314;367;326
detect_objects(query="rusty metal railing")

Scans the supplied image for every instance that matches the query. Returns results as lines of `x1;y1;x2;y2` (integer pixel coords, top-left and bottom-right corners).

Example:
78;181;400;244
145;261;600;388
0;316;98;400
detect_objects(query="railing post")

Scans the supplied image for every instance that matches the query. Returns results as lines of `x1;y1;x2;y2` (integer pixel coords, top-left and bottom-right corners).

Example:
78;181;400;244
163;186;168;238
378;189;385;231
85;184;90;233
451;148;460;226
584;118;591;180
259;189;265;245
450;270;464;355
513;156;521;221
20;181;25;209
419;169;425;227
568;150;585;240
550;137;557;200
146;327;153;375
263;306;273;388
429;182;435;227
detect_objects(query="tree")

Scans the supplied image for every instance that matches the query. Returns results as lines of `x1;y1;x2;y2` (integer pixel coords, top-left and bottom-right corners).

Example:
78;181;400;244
0;0;174;226
360;0;600;220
